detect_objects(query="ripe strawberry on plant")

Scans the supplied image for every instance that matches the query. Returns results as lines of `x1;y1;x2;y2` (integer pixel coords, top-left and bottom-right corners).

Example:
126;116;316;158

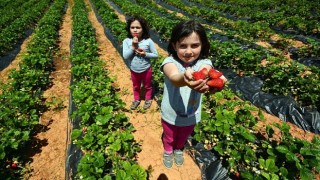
208;68;222;79
207;78;224;89
11;161;18;168
193;71;206;80
235;172;240;178
11;163;17;168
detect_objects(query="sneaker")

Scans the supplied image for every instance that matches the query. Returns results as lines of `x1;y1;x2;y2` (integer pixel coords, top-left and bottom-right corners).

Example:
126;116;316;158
130;100;140;110
174;150;184;166
143;100;152;110
163;152;173;169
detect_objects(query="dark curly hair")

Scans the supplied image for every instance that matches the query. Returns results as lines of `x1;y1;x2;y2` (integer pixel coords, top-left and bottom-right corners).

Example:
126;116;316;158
126;15;150;39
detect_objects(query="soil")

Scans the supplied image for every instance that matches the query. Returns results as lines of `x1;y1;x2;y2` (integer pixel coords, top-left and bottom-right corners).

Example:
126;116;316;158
0;0;318;180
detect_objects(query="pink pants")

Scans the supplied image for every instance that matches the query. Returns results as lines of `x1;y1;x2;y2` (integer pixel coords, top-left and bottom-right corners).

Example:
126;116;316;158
130;67;153;101
161;119;195;154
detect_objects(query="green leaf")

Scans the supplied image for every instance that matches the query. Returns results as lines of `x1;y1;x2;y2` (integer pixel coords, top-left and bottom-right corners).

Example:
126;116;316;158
261;172;270;179
116;170;127;180
0;146;5;159
266;159;273;168
267;148;275;156
22;131;30;141
122;161;131;170
240;171;254;179
266;159;278;173
214;143;223;155
279;167;288;177
240;129;255;142
84;134;94;143
270;174;279;180
259;158;265;167
71;129;82;140
94;152;105;167
108;135;115;143
215;120;223;127
276;145;289;154
111;139;121;151
96;114;112;125
300;167;314;180
300;147;312;155
285;152;298;162
102;175;112;180
214;92;223;99
215;111;223;124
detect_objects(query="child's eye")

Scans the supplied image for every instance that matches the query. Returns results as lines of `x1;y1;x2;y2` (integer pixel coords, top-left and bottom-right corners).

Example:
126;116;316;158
130;26;141;29
191;44;200;48
179;45;187;49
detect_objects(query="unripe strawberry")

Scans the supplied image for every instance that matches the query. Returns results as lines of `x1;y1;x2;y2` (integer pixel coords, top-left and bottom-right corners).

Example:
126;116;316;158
82;127;87;133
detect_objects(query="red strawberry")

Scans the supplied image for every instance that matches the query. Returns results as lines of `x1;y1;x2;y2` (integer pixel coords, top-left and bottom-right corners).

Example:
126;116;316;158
207;78;224;89
11;162;18;168
200;68;209;77
235;172;240;178
193;71;206;80
208;68;222;79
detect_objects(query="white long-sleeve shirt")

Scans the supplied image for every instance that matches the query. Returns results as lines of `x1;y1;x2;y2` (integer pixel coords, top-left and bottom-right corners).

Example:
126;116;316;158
122;38;158;73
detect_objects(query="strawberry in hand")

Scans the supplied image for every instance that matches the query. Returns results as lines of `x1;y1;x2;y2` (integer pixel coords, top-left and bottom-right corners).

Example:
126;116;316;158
207;78;224;89
132;33;139;49
136;48;144;52
200;68;209;77
191;67;226;93
208;68;222;79
193;71;206;80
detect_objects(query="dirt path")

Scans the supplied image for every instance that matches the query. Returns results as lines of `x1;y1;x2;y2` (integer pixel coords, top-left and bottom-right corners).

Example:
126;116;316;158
85;0;201;179
0;36;32;83
26;1;72;179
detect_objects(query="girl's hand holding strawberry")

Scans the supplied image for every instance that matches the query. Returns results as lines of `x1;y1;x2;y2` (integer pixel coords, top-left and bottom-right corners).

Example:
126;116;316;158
132;33;139;49
135;48;146;57
190;67;227;93
184;67;210;93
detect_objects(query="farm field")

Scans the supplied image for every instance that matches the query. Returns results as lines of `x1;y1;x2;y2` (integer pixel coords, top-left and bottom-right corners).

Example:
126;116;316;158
0;0;319;179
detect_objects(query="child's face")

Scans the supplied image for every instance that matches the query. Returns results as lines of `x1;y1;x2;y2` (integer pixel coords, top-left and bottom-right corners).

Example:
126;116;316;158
173;32;202;64
130;20;143;38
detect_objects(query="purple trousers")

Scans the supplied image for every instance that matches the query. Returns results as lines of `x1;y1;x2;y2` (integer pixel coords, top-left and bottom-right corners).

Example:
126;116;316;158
161;119;195;154
130;67;153;101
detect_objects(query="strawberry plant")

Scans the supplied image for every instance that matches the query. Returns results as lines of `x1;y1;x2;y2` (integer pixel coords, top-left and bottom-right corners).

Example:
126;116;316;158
195;89;320;179
0;0;66;178
68;1;147;179
257;56;320;109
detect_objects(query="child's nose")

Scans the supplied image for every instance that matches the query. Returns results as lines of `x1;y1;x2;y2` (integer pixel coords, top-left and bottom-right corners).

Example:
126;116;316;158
184;48;193;56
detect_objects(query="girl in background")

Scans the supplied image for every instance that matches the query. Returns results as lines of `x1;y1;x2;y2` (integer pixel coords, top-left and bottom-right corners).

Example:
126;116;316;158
123;16;158;110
